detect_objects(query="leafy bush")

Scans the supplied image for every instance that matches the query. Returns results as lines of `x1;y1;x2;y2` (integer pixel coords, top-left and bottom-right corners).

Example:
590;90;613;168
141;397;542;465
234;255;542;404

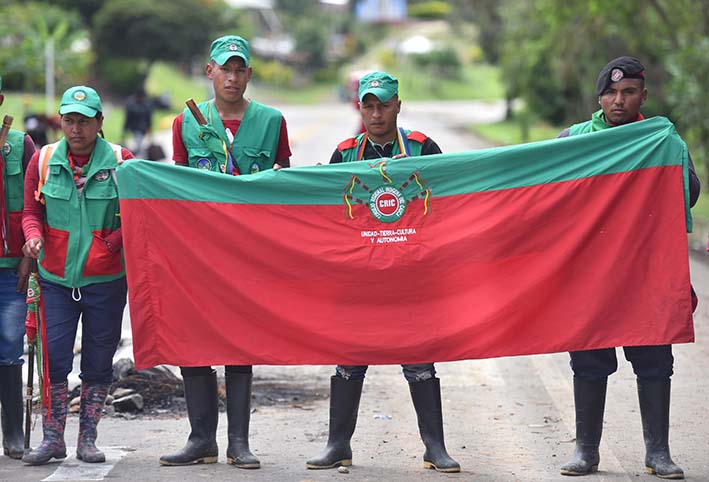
411;46;462;80
251;59;294;87
407;1;451;20
97;58;149;96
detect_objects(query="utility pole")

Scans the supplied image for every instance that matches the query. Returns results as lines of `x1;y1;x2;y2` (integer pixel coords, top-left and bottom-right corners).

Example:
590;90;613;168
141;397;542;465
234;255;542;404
45;39;55;116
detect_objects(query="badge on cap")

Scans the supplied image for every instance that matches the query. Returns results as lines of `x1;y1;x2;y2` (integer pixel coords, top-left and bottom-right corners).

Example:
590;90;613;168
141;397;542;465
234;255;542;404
73;90;87;101
610;68;624;82
229;44;237;51
371;80;379;87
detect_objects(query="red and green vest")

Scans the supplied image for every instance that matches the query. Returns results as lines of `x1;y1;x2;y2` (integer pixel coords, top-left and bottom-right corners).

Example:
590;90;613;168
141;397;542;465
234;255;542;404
38;138;124;287
337;129;427;163
182;100;282;175
0;130;26;268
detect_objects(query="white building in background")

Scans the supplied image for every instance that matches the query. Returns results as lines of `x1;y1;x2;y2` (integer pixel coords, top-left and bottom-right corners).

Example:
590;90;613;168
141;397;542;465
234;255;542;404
355;0;407;23
224;0;295;61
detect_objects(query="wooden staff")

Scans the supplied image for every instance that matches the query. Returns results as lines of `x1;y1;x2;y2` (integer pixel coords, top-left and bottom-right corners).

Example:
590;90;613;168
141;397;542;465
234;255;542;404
185;98;240;175
0;116;13;167
0;115;13;147
185;99;207;125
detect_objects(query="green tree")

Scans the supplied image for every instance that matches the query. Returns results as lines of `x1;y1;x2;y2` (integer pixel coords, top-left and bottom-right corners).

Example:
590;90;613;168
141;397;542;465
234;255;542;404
93;0;225;63
293;16;329;70
91;0;228;92
46;0;104;25
496;0;709;183
0;2;90;91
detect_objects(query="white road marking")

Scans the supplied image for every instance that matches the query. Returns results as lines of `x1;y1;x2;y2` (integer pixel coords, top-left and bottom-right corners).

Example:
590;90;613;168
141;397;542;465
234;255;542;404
42;447;130;481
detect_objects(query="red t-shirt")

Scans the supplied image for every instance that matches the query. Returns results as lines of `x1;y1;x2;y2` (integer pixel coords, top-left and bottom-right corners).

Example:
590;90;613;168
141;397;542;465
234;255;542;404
171;112;292;168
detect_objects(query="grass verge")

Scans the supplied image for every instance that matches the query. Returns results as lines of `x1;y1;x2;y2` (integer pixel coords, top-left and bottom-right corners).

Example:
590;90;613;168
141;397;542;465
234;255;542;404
469;119;561;146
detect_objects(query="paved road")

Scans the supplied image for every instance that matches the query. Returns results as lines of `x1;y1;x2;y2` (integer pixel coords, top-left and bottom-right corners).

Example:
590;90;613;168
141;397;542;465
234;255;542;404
3;100;708;482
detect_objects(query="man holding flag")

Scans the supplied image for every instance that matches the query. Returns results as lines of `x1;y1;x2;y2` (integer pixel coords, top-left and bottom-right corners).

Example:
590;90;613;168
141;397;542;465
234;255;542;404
160;34;291;469
306;71;460;473
0;75;35;460
558;56;701;479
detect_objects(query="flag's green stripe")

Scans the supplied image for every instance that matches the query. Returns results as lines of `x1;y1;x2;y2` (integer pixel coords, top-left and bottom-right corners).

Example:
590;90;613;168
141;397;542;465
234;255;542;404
117;117;690;228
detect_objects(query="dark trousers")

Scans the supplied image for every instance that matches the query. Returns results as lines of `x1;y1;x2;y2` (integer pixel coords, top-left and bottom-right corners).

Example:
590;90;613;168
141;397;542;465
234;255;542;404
42;277;127;384
180;365;252;377
570;345;674;380
0;269;26;366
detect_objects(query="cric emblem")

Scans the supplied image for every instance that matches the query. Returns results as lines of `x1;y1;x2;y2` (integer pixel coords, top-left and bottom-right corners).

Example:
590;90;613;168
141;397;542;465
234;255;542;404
343;159;431;223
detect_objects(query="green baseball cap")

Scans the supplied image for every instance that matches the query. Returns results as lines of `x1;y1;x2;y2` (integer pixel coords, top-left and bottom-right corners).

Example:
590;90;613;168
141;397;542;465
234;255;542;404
59;86;102;117
210;35;250;66
358;71;399;102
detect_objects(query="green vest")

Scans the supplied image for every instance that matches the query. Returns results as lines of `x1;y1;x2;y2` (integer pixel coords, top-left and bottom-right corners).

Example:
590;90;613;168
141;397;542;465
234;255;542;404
38;138;124;287
339;129;425;163
0;130;26;268
181;100;282;175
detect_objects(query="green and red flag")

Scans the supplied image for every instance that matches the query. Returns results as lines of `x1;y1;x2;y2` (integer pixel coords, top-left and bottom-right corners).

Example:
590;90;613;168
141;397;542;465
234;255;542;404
25;272;50;411
118;117;695;369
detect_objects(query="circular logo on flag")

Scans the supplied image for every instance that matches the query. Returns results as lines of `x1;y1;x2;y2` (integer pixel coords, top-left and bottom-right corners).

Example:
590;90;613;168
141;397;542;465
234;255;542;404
369;186;406;223
250;162;260;174
2;142;11;156
73;90;87;101
27;287;35;298
610;68;624;82
195;158;212;170
94;170;110;182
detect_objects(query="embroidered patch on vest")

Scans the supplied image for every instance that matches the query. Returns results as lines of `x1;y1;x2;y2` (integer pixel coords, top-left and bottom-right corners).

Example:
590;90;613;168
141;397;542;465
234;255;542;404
94;170;110;182
195;158;212;170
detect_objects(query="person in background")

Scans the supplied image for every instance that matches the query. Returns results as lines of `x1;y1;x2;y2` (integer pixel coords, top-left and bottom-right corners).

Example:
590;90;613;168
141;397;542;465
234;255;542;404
122;88;153;158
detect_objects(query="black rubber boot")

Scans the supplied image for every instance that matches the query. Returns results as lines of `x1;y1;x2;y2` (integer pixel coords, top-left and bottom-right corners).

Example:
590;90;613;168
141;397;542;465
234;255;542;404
225;372;260;469
306;376;363;469
0;365;24;459
560;377;607;476
159;370;219;466
409;377;460;473
638;378;684;479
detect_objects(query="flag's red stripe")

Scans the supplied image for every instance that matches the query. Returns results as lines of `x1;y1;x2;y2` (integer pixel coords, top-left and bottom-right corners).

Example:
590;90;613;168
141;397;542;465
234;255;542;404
122;166;692;368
